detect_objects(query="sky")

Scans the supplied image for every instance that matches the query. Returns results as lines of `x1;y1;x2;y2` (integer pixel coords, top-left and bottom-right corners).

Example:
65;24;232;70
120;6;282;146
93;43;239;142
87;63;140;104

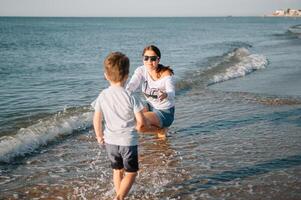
0;0;301;17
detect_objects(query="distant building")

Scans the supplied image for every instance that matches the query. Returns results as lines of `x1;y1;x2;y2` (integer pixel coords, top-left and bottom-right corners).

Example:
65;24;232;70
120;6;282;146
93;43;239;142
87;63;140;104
289;9;301;16
272;10;285;16
271;8;301;17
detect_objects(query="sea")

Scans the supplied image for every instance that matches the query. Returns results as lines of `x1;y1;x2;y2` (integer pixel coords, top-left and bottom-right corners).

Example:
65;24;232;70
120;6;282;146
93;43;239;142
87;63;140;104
0;17;301;200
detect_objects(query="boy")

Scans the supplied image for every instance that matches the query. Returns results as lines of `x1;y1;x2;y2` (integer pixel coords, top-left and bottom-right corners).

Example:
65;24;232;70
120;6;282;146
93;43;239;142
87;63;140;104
92;52;146;200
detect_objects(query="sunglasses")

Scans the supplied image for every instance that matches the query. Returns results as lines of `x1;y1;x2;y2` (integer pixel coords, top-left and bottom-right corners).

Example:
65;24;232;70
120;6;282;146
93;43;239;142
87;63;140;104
143;56;159;62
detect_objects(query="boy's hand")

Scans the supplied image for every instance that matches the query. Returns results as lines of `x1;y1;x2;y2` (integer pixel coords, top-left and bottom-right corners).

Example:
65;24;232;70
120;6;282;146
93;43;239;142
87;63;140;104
96;136;104;144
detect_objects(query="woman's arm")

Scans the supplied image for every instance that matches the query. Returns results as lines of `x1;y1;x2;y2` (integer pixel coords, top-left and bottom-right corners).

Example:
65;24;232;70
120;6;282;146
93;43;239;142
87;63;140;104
159;76;175;101
126;67;144;92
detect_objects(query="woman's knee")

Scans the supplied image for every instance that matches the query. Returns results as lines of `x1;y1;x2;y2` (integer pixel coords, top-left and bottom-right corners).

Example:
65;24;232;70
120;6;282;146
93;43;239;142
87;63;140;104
144;112;161;126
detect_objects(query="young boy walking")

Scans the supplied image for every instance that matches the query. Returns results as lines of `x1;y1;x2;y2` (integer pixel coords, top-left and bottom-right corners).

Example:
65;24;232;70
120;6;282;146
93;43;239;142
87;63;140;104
92;52;146;200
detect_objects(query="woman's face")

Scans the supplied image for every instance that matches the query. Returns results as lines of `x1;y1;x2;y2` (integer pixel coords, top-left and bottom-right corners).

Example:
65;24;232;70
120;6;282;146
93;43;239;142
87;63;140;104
143;50;160;71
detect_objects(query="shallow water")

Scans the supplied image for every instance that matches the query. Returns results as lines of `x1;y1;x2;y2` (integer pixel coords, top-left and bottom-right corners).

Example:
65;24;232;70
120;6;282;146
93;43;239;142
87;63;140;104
1;89;301;199
1;17;301;199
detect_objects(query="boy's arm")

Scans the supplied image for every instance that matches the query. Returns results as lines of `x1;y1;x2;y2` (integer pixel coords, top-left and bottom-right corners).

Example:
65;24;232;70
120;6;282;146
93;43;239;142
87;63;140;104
93;111;104;144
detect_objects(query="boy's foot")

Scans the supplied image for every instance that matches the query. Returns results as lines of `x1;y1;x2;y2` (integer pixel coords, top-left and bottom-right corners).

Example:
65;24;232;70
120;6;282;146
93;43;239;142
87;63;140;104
157;128;168;139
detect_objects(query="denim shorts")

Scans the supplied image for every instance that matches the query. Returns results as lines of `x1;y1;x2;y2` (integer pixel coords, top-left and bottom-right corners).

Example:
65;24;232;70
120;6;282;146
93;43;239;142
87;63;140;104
105;143;138;172
147;104;175;128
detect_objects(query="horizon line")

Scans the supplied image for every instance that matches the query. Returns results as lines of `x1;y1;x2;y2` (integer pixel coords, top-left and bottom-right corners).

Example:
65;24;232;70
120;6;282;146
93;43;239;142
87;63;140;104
0;15;271;18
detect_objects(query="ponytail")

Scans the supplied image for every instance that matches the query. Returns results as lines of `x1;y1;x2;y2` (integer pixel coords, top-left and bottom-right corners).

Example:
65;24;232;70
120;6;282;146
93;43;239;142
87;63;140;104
156;64;174;78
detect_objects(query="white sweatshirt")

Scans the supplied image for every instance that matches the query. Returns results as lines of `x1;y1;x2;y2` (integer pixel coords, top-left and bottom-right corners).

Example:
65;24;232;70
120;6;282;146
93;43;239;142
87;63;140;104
126;65;175;110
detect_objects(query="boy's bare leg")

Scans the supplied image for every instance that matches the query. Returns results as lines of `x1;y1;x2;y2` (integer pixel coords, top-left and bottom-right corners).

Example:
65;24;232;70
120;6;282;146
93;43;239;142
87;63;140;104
113;169;124;194
114;172;137;200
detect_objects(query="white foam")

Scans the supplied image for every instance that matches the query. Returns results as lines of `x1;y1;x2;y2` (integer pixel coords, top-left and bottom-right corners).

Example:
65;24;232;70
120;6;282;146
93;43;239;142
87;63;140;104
288;24;301;35
0;110;93;163
209;48;268;84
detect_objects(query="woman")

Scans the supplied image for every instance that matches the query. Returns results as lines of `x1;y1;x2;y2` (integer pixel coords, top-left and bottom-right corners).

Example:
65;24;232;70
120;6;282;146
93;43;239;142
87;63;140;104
126;45;175;138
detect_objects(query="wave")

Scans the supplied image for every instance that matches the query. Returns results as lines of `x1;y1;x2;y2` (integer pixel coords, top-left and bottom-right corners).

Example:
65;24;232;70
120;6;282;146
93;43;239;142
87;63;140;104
288;24;301;36
176;47;268;90
208;48;268;85
0;106;93;163
219;91;301;106
272;25;301;39
252;95;301;106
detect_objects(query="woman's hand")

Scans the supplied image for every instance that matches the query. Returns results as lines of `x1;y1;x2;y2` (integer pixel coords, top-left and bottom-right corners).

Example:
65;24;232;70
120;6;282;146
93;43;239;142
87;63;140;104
158;90;167;101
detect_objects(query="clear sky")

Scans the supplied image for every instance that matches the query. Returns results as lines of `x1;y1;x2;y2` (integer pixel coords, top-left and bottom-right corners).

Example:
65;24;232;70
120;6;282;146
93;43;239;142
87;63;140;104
0;0;301;17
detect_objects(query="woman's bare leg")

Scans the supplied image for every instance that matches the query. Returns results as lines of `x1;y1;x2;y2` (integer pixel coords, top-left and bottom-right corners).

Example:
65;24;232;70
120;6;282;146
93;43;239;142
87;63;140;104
140;111;168;138
142;112;161;132
157;128;168;139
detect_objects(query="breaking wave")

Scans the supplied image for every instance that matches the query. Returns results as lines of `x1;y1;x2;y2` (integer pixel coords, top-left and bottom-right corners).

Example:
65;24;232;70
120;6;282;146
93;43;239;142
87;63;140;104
0;106;93;163
176;47;268;90
208;48;268;85
288;24;301;36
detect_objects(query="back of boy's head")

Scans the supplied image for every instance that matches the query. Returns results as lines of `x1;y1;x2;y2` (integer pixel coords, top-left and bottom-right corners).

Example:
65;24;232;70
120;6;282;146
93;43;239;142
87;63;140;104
104;52;129;82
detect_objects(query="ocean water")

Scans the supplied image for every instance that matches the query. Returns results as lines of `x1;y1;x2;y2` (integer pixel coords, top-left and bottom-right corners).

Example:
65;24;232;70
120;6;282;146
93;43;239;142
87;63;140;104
0;17;301;199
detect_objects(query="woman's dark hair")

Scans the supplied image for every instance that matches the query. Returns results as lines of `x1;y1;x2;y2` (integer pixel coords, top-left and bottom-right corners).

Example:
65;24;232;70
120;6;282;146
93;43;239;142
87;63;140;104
142;45;174;78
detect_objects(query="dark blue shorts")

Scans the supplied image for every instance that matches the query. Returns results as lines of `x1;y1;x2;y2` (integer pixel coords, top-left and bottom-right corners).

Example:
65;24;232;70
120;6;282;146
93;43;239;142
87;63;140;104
105;143;138;172
147;103;175;128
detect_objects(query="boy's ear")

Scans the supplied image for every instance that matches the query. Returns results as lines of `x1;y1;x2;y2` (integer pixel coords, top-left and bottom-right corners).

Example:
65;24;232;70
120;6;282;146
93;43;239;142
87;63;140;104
104;73;108;80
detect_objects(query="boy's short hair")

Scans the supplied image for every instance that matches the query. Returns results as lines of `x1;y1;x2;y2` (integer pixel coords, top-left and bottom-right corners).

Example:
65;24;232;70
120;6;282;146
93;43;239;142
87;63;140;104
104;52;129;82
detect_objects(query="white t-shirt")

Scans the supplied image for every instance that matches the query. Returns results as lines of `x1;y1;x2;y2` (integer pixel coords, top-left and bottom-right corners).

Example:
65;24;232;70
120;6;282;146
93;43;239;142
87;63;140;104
91;86;144;146
126;65;175;110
